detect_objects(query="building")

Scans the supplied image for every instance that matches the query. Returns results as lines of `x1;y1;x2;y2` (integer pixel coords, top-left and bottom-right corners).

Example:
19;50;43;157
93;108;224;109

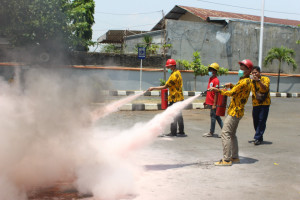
97;30;148;52
124;5;300;73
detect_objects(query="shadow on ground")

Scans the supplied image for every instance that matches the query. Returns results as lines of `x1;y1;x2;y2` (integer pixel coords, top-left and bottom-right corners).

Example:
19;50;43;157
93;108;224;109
144;163;197;171
248;140;273;145
239;156;259;164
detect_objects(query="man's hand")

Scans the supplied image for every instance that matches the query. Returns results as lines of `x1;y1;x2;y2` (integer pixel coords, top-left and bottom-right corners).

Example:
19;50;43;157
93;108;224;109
147;87;154;91
208;87;219;92
212;105;216;109
224;83;232;88
251;75;260;82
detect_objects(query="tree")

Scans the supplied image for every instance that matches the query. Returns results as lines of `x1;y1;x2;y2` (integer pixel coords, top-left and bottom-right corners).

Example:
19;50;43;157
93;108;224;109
1;0;70;47
0;0;95;52
177;51;228;91
68;0;95;51
264;46;297;92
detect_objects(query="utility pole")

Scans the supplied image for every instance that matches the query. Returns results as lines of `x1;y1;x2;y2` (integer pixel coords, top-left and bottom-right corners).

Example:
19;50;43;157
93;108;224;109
162;10;166;81
258;0;265;71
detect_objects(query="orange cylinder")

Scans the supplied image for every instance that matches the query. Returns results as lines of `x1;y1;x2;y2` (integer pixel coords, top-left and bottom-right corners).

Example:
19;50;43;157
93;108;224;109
161;88;168;110
216;89;227;116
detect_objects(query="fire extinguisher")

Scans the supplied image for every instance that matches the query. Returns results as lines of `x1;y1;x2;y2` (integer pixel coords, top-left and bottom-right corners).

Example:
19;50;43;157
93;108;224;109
161;88;168;109
216;89;227;116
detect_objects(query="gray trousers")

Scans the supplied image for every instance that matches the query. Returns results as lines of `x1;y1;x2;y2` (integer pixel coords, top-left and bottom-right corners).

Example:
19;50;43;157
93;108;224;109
221;115;241;161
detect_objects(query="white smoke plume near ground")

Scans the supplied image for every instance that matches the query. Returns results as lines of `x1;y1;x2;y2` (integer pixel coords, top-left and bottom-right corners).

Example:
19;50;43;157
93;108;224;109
76;95;200;200
106;95;200;156
0;66;199;200
91;91;146;122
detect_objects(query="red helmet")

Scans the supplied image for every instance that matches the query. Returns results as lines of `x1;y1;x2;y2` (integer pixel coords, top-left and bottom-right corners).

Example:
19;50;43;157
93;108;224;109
165;59;176;67
238;59;253;71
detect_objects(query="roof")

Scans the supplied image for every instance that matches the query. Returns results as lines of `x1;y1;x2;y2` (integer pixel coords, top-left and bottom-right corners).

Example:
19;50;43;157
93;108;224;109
152;5;300;30
97;30;148;44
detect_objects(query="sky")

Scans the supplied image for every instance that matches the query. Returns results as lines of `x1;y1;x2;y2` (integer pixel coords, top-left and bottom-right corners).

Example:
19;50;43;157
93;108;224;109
91;0;300;51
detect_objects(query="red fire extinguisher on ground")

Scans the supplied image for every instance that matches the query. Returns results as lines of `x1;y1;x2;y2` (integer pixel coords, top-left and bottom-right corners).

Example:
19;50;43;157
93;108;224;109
216;89;227;116
161;88;168;109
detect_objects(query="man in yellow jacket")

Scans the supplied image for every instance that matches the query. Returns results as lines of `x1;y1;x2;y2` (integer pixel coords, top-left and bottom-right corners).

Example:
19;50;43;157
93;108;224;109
148;59;186;137
250;66;271;145
209;59;253;166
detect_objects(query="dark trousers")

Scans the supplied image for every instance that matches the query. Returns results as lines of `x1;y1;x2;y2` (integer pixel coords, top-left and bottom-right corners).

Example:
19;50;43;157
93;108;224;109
252;105;270;141
208;105;223;134
169;101;184;134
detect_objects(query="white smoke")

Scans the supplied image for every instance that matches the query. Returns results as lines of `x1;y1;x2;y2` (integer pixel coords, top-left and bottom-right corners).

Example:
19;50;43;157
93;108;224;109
0;66;198;200
0;67;145;200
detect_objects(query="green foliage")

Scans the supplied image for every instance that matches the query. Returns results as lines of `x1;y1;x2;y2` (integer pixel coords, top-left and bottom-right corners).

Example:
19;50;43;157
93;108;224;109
264;46;297;71
176;51;228;91
162;44;172;55
176;59;191;70
159;78;166;86
147;44;159;55
68;0;95;51
177;51;228;76
264;46;297;92
101;44;121;54
190;51;207;76
134;35;172;56
135;35;159;55
163;44;172;49
217;67;229;76
1;0;69;47
142;35;153;48
0;0;95;51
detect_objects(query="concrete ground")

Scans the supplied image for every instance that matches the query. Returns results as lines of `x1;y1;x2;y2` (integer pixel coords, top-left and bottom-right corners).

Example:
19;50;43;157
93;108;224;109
94;97;300;200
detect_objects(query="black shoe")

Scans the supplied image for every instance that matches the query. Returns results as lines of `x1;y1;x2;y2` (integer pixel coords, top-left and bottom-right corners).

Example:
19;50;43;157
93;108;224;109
177;132;187;137
254;140;262;145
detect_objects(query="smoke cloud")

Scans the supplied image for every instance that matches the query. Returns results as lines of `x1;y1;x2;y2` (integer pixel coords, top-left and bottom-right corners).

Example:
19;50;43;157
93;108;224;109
0;66;197;200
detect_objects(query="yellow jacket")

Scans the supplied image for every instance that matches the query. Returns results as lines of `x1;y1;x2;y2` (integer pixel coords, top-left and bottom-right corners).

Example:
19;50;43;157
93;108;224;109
220;77;252;118
251;76;271;106
166;70;184;102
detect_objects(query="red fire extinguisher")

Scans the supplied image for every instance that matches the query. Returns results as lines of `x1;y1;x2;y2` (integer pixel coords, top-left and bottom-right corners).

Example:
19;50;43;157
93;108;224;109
161;88;168;109
216;89;227;116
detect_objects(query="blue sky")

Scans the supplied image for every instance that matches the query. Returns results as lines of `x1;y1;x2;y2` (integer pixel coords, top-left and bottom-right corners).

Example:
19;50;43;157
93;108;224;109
91;0;300;47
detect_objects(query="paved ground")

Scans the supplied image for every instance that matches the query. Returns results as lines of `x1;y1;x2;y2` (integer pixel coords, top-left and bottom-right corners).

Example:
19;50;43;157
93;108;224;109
93;97;300;200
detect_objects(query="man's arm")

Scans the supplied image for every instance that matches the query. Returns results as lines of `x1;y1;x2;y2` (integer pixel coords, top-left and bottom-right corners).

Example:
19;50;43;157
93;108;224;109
209;79;248;97
212;93;217;109
257;77;269;92
148;85;168;91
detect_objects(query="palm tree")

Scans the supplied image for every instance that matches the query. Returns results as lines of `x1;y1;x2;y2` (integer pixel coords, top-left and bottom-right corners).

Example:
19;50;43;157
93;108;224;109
264;46;297;92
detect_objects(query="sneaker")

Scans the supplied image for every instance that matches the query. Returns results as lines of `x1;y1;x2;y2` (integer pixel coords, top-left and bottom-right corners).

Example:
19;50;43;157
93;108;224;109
177;133;187;137
214;159;232;166
231;158;240;163
203;132;213;137
214;134;221;138
254;140;262;145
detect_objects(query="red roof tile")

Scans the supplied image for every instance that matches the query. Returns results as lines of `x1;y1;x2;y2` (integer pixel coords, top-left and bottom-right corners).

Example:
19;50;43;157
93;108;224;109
179;5;300;27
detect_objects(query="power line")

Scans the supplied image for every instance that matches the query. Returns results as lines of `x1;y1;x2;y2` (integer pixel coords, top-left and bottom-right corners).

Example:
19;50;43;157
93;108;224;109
196;0;300;16
95;10;161;15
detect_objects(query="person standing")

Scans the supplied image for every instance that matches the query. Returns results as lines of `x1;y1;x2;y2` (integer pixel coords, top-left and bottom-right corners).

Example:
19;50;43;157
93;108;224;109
250;66;271;145
148;59;186;137
209;59;253;166
203;63;223;138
